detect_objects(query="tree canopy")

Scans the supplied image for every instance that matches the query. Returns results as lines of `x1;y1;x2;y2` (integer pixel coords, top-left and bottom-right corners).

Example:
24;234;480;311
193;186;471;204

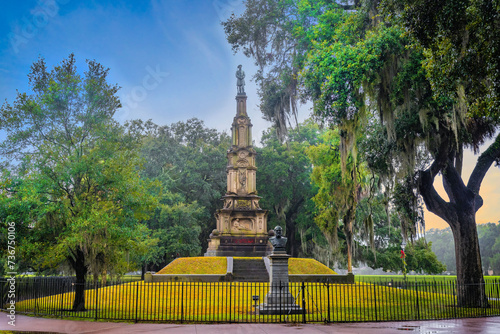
0;54;157;310
124;118;230;271
225;0;500;307
257;119;321;257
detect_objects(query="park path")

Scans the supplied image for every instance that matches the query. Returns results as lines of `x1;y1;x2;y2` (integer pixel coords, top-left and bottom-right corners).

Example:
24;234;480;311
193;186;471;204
1;313;500;333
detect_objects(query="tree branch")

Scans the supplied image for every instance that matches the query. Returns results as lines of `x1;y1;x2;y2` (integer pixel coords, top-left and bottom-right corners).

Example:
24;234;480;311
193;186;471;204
429;133;453;177
467;133;500;202
417;168;456;226
442;159;476;209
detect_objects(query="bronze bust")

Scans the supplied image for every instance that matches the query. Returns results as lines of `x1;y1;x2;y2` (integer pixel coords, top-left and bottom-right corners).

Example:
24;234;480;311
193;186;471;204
269;225;287;252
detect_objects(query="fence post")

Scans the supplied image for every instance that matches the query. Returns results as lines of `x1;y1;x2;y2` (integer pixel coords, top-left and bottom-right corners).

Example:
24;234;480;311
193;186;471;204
279;281;282;322
134;282;139;323
496;280;500;307
34;279;38;315
229;281;232;323
1;279;4;309
180;282;184;324
451;281;457;318
373;282;377;322
414;281;420;321
302;281;306;324
59;281;65;318
94;281;99;321
326;283;330;323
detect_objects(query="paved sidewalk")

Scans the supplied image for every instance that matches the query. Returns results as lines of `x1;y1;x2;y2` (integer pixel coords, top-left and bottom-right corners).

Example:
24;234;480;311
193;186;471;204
1;314;500;334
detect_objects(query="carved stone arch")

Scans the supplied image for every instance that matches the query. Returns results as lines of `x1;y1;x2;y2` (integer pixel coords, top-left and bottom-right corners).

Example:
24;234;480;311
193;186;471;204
236;158;249;167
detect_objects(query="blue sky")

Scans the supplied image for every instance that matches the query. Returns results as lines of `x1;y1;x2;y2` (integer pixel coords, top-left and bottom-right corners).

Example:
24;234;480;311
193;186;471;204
0;0;307;141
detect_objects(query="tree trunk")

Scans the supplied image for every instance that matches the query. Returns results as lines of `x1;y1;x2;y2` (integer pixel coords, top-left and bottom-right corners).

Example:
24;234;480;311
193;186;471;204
285;212;302;257
141;263;146;281
68;248;87;311
451;212;488;307
419;169;489;307
101;269;107;287
417;134;500;308
285;198;304;257
285;217;297;257
344;209;354;274
346;229;353;273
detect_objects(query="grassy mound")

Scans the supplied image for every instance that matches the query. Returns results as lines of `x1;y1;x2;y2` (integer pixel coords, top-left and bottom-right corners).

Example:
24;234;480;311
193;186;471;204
156;256;336;275
157;257;227;275
289;258;337;275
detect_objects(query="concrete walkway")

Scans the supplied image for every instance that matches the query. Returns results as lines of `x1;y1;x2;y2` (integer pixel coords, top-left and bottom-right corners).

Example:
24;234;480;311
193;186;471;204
1;314;500;334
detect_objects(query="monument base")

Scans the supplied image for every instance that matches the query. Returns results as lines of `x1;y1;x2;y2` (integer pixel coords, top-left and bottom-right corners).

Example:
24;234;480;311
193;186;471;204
257;252;304;315
258;283;304;315
258;303;303;315
204;235;272;257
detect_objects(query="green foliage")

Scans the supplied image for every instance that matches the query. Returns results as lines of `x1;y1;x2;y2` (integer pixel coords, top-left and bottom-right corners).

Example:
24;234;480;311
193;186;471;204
0;55;158;281
307;129;343;244
392;176;424;241
307;127;371;272
257;119;321;256
139;191;204;268
299;0;499;303
394;0;500;123
354;191;445;275
125;118;230;268
406;239;446;274
222;0;336;137
364;239;446;274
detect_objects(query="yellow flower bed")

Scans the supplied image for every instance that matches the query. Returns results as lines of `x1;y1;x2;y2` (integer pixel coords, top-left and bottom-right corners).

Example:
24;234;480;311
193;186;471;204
288;258;337;275
156;257;336;276
156;257;227;275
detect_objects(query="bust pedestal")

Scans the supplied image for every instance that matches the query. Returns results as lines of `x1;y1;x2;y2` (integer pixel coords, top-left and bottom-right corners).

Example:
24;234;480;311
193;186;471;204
258;253;303;315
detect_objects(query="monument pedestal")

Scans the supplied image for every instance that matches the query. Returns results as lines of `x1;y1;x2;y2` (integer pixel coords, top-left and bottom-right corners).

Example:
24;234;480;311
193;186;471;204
205;235;272;257
259;253;303;315
205;89;272;257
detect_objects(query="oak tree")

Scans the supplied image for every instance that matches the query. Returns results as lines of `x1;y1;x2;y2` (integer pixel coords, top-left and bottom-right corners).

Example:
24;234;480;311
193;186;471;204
0;55;157;311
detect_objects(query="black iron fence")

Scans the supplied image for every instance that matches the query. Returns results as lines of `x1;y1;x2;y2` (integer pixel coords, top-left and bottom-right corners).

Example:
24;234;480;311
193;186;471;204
1;277;500;323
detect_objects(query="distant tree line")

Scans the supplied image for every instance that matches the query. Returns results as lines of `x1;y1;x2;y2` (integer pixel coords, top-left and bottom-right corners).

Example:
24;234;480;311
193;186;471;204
427;222;500;275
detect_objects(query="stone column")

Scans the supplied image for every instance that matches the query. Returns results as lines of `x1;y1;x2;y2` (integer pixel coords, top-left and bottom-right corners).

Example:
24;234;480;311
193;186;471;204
259;227;303;315
265;254;295;304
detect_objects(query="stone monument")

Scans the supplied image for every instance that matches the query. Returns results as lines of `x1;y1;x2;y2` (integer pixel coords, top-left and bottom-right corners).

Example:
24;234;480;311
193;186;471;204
205;65;271;257
259;226;303;315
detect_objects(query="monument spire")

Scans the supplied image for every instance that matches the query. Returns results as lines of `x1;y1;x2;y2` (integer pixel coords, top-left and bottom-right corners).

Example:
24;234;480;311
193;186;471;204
205;65;270;257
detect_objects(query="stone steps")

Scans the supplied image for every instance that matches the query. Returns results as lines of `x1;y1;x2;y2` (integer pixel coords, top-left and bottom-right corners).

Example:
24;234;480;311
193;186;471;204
232;258;269;282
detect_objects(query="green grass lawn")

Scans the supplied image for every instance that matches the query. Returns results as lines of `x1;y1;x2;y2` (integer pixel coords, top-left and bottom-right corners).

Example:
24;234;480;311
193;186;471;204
356;275;500;283
356;275;500;299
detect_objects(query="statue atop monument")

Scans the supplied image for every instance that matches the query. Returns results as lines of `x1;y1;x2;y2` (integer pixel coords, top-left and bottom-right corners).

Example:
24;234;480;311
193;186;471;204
236;64;245;95
269;226;287;253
